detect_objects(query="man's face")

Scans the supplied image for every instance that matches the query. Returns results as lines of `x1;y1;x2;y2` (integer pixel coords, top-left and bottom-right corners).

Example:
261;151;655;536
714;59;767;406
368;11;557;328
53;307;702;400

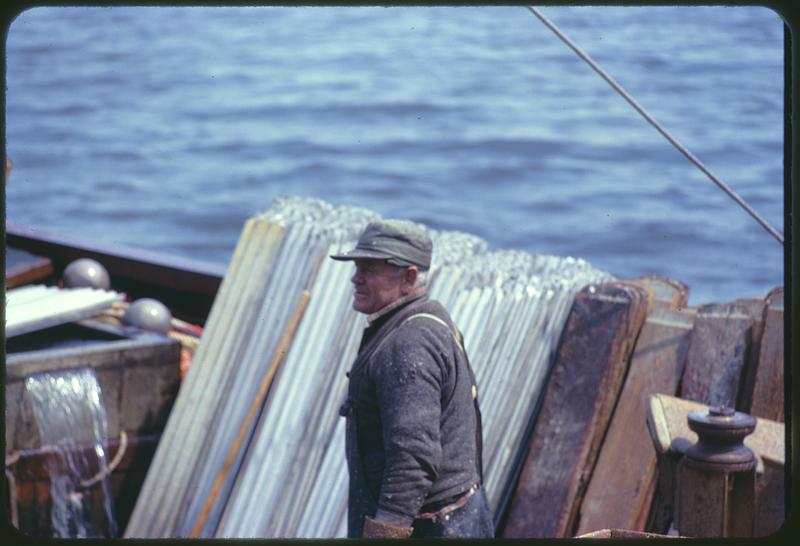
350;259;407;315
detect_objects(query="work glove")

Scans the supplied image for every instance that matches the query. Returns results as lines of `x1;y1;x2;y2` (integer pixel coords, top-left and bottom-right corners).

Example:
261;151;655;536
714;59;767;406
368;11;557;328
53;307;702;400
362;516;413;539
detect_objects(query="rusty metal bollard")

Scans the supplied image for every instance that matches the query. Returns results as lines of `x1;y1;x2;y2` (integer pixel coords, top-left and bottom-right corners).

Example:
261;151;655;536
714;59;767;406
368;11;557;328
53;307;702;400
675;405;757;537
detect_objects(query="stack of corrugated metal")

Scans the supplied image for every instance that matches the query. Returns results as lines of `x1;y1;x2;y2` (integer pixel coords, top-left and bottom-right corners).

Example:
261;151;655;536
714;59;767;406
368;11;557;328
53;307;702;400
6;285;124;337
125;196;612;538
124;197;378;538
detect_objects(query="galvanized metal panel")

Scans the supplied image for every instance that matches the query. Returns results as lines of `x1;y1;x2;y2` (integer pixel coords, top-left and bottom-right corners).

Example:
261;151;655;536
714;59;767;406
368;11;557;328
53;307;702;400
125;219;284;537
6;285;124;338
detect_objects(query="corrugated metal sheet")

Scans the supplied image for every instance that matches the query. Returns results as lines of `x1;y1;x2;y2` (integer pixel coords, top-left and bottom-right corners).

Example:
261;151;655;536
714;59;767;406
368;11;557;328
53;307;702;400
6;285;125;338
125;196;613;538
125;199;380;538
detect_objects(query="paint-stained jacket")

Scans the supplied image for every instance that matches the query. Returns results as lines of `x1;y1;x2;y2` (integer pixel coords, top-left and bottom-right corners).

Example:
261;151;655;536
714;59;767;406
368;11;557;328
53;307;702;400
339;294;484;537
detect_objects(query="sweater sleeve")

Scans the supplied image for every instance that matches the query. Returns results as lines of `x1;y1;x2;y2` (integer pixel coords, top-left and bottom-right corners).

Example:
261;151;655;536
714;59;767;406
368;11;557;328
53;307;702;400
370;325;448;527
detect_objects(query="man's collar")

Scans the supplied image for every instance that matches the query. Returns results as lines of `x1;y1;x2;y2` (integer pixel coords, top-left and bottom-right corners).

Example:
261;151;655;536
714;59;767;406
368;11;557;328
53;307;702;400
367;285;428;324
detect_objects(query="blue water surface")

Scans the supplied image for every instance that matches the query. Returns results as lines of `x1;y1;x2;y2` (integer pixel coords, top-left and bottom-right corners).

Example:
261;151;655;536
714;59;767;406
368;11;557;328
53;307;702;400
5;6;785;305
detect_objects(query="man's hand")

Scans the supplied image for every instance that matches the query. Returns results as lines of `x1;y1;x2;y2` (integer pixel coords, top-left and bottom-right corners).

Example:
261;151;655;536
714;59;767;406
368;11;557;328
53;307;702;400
362;516;413;539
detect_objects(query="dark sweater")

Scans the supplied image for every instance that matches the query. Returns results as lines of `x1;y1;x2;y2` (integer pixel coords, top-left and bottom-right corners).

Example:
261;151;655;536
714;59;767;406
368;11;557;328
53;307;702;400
341;294;484;534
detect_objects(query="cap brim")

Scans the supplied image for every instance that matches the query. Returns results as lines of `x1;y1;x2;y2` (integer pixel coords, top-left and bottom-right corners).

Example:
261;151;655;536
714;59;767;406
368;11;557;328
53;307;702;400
329;249;395;262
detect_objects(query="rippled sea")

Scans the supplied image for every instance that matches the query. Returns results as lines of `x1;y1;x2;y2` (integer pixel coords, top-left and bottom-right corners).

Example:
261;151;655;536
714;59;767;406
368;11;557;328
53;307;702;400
5;6;785;305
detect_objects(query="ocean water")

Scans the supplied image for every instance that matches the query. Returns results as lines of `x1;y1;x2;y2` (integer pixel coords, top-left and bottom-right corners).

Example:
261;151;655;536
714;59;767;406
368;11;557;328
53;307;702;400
5;5;785;306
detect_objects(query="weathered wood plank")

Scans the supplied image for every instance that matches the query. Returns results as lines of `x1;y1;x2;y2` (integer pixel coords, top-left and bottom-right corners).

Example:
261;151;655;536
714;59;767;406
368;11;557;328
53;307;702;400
754;458;785;537
731;298;766;413
501;281;650;538
576;528;680;538
633;470;660;531
5;246;54;288
645;451;682;534
679;302;752;408
747;288;784;421
575;306;695;535
6;332;180;452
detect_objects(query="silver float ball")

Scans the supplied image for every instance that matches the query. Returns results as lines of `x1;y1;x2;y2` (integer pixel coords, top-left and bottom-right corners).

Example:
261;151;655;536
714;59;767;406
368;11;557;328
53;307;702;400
123;298;173;334
62;258;111;290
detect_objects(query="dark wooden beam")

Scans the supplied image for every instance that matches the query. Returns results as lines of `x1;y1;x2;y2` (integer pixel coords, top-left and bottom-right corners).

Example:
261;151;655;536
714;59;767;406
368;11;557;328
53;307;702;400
501;281;650;538
575;305;695;534
680;302;753;408
746;287;784;421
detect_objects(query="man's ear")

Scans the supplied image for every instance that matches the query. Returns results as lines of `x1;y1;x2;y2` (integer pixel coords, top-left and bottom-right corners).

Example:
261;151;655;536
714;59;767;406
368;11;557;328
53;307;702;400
403;266;418;293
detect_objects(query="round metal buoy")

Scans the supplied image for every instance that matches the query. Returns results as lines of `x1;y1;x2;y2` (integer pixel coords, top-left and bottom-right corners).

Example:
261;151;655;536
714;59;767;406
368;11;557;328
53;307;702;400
123;298;173;334
62;258;111;290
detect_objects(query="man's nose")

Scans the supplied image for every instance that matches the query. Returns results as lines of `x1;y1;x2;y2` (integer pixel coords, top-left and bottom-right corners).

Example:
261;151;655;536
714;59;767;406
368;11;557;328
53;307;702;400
351;270;363;284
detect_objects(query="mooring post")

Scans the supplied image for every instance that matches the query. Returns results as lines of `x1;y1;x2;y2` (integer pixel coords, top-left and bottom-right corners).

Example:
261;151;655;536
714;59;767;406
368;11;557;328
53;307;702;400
676;405;757;537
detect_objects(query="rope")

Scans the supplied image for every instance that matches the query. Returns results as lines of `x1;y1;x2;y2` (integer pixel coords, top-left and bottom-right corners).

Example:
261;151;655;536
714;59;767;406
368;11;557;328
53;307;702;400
79;430;128;489
526;6;784;245
6;430;128;487
5;451;21;468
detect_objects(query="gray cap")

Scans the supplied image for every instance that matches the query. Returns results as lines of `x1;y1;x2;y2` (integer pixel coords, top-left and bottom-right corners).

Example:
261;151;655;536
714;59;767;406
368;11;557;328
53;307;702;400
330;219;432;271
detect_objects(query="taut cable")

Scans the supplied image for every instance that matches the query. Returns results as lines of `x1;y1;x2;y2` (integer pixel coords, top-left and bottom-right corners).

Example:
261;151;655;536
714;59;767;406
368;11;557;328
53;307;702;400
527;6;784;245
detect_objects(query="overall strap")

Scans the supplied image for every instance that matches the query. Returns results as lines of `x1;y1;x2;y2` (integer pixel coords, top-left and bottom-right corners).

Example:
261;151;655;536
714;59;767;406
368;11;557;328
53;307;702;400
402;313;465;352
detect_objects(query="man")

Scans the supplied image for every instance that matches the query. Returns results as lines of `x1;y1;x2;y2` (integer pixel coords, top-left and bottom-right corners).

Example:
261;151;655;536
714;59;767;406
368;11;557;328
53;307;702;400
331;219;494;539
